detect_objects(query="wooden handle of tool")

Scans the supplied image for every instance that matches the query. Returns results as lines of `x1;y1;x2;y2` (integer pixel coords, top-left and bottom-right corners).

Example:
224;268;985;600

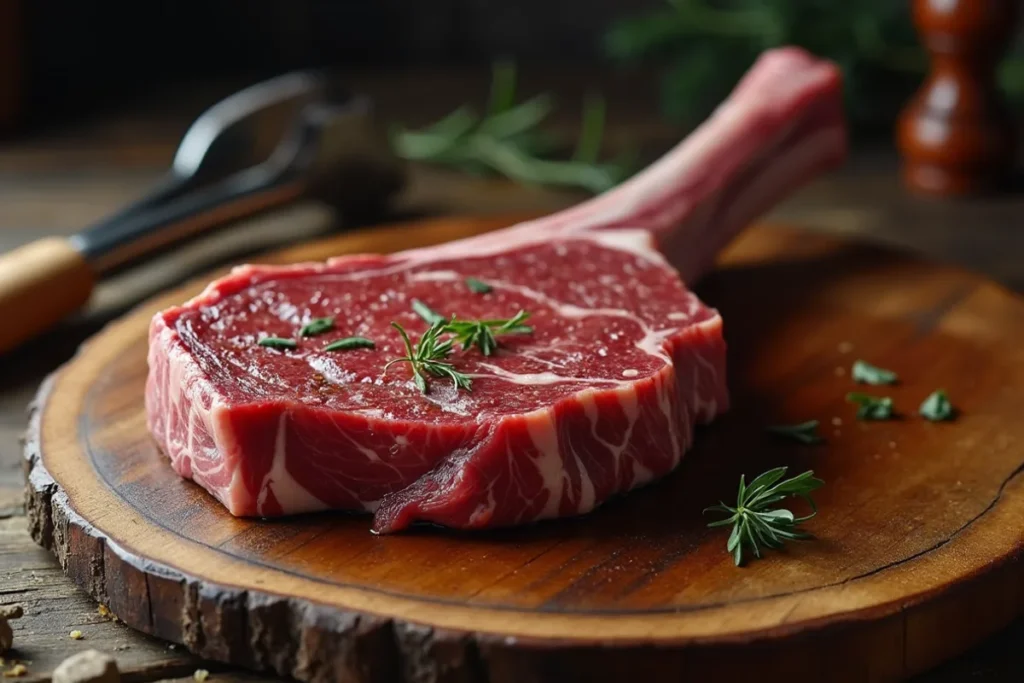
0;238;95;353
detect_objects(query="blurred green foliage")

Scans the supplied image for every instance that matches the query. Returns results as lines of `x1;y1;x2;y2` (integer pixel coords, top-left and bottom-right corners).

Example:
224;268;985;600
606;0;1024;133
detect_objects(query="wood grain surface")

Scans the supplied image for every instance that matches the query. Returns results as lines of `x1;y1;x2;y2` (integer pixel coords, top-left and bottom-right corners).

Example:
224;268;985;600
22;215;1024;683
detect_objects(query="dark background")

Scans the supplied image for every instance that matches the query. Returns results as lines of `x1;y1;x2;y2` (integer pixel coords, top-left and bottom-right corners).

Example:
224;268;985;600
22;0;660;121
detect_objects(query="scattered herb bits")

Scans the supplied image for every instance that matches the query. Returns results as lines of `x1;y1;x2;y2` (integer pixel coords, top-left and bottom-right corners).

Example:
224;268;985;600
920;390;955;422
852;360;898;385
299;317;335;337
465;277;493;294
324;337;376;352
846;392;894;420
257;337;297;350
411;299;445;325
704;467;823;567
766;420;823;444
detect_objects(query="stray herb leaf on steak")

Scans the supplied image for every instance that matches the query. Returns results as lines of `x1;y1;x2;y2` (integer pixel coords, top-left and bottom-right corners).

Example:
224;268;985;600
323;337;376;352
299;317;335;337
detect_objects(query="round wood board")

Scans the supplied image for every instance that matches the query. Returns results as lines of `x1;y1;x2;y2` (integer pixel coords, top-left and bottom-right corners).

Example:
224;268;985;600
24;215;1024;683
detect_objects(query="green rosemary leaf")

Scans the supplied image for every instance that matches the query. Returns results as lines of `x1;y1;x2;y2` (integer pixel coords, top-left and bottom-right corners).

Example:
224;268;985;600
465;277;493;294
705;466;822;567
852;360;898;385
323;337;376;352
299;317;335;338
846;392;895;420
257;337;297;350
411;299;445;325
414;371;429;394
765;420;823;444
920;389;955;422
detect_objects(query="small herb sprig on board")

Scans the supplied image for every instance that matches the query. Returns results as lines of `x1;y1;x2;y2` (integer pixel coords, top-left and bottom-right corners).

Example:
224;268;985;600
705;467;824;567
852;360;898;385
391;62;634;194
766;420;823;445
847;392;895;420
383;321;472;394
920;390;955;422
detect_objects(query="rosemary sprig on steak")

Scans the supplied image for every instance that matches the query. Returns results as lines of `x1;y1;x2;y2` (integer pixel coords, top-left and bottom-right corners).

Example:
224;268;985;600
705;467;823;567
410;299;533;357
384;320;472;394
446;311;533;356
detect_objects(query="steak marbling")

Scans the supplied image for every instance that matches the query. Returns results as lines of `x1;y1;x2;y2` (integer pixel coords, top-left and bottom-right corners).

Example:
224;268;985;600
146;47;846;532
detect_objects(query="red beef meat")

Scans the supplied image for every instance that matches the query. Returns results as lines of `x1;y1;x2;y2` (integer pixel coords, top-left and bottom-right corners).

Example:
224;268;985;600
145;47;846;532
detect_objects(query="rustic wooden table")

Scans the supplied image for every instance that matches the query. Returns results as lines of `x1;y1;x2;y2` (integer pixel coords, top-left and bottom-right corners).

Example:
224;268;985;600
0;72;1022;682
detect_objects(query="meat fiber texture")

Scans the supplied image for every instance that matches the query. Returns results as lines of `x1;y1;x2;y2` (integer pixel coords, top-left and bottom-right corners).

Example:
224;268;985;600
146;47;847;532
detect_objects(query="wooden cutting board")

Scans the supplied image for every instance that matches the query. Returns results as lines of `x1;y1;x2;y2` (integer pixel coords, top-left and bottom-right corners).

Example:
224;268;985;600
24;215;1024;683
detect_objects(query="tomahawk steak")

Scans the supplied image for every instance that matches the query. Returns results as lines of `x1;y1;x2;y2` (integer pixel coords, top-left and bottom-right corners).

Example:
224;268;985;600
146;47;846;532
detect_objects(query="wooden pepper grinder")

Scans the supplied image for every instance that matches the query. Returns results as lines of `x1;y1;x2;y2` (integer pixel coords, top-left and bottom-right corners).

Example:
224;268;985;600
897;0;1019;195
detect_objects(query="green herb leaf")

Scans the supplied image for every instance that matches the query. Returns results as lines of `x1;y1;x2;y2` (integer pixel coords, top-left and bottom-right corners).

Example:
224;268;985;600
465;277;493;294
258;337;297;350
919;389;955;421
444;310;532;356
383;321;472;394
846;392;895;420
323;337;376;352
411;299;445;325
299;317;335;338
852;360;898;385
766;420;823;444
704;466;823;567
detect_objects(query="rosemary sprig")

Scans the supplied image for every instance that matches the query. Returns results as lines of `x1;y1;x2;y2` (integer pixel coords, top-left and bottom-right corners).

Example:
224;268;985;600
383;321;472;394
445;311;533;356
766;420;823;445
391;62;634;194
705;467;824;567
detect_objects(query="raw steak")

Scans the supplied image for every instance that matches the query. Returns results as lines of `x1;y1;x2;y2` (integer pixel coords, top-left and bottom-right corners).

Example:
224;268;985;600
146;47;846;532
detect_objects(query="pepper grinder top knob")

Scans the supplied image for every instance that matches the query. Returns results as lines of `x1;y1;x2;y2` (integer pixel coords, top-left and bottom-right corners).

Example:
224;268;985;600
896;0;1019;195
